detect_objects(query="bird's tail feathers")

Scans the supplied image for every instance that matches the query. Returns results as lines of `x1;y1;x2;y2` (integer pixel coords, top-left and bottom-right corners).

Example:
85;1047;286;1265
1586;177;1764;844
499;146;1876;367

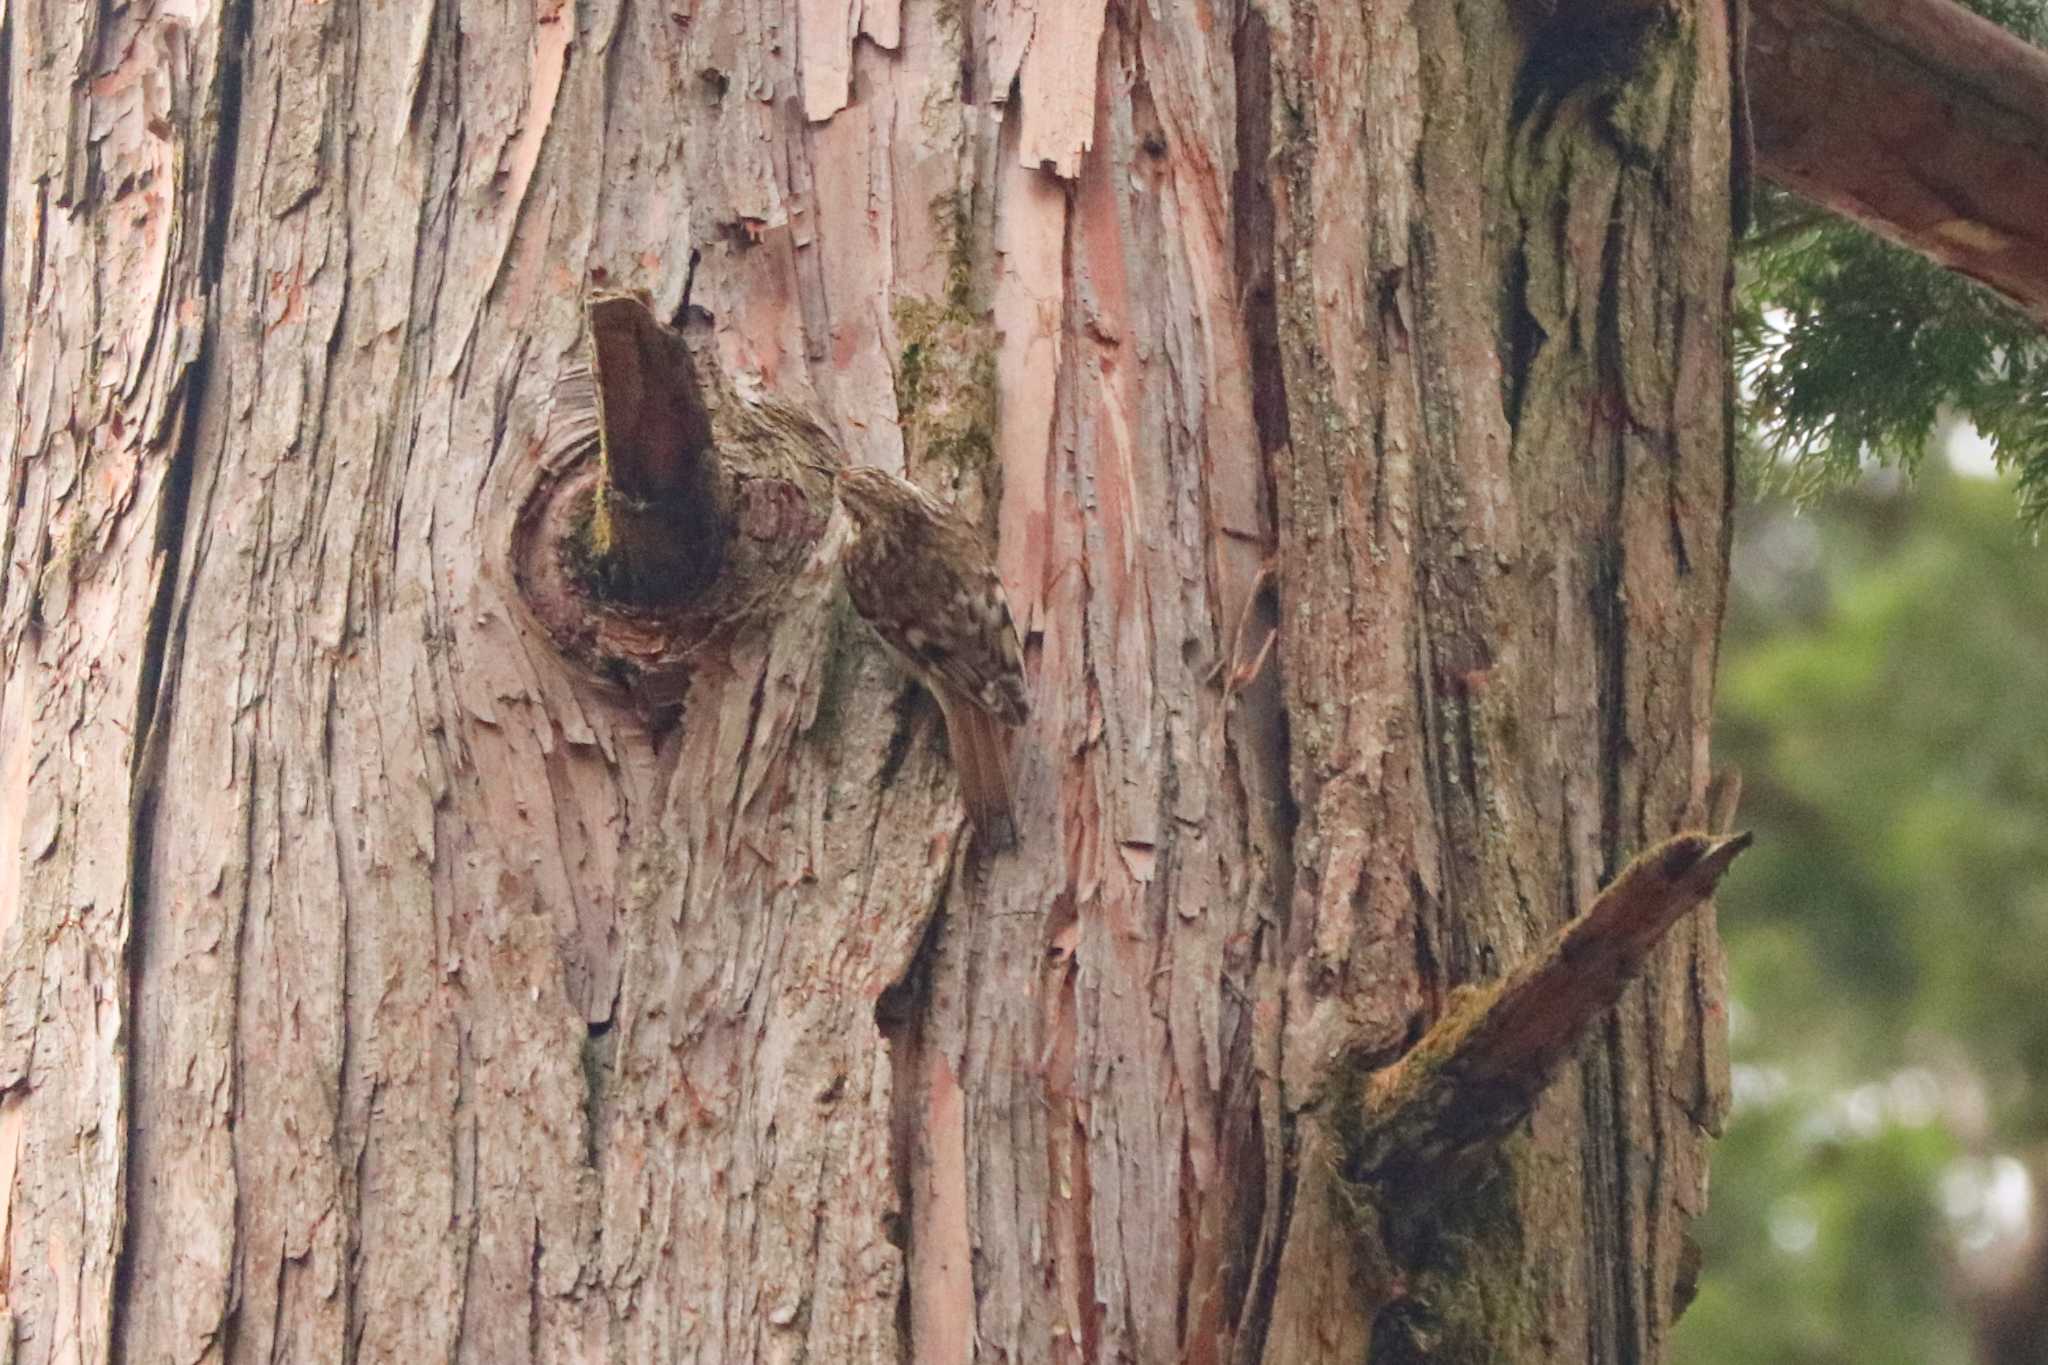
942;698;1016;852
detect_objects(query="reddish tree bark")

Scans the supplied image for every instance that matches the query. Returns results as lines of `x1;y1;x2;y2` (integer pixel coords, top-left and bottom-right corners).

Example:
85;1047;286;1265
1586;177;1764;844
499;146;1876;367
0;0;1738;1360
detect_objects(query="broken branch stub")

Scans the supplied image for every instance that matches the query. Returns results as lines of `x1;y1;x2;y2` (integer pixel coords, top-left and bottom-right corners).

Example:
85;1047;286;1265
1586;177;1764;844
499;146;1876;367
1350;831;1752;1182
511;292;837;702
581;293;724;603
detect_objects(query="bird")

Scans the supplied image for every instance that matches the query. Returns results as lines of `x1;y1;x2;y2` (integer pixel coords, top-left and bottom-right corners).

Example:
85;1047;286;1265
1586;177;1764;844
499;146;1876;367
828;464;1029;846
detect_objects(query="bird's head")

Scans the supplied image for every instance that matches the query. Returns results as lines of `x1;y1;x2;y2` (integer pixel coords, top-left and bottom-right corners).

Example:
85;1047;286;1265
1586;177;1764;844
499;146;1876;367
832;464;924;530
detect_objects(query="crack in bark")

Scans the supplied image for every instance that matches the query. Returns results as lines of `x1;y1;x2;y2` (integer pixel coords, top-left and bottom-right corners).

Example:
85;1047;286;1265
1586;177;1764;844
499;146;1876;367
1220;10;1304;1362
112;0;255;1354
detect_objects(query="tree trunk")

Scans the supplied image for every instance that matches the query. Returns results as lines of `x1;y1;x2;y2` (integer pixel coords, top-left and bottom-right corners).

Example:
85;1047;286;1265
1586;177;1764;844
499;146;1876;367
0;0;1734;1360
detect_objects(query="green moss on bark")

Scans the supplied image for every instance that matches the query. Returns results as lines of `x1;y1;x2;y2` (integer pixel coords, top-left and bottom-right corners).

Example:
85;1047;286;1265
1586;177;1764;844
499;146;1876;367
1365;1148;1536;1365
893;194;998;479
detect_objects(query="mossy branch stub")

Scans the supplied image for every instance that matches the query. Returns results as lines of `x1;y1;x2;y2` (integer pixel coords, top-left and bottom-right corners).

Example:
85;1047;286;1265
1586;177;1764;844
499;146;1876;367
1349;830;1751;1183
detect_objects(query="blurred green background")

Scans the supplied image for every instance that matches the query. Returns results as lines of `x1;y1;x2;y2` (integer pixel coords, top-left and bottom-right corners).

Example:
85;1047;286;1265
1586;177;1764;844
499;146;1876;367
1673;463;2048;1365
1680;2;2048;1326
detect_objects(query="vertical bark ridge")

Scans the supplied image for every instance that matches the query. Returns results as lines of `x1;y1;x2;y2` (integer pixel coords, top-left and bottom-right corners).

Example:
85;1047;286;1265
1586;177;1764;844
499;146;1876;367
0;0;260;1356
111;0;249;1337
0;3;12;366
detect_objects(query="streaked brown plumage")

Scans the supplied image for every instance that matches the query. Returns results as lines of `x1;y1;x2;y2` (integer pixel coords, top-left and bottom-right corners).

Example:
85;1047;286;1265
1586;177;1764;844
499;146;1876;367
832;465;1028;845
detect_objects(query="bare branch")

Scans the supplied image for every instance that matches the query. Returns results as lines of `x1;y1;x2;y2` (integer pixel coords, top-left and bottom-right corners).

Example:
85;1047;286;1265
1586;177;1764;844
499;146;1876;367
1751;0;2048;326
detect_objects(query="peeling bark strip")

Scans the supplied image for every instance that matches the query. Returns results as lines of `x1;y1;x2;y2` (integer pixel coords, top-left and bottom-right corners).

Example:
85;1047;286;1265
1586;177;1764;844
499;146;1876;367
1750;0;2048;324
1352;832;1752;1182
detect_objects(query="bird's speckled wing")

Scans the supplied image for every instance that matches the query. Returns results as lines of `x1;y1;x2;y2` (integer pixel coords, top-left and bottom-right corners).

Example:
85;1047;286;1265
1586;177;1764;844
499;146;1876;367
843;508;1028;727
